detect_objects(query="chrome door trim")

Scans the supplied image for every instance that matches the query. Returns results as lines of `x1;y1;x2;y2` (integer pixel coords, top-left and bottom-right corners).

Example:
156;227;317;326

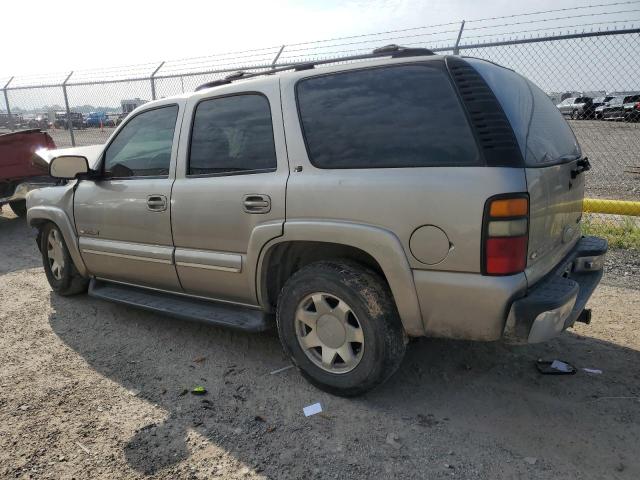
81;249;172;265
174;261;240;273
79;237;174;263
174;248;242;273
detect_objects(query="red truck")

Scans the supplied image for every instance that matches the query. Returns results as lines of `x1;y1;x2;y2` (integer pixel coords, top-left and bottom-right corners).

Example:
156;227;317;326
0;129;57;217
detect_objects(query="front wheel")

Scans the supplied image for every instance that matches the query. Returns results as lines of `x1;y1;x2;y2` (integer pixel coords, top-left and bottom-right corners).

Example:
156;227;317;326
9;200;27;217
39;222;89;296
276;260;406;397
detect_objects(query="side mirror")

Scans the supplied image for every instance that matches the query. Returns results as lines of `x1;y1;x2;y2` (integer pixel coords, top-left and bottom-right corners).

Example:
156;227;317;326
49;155;90;179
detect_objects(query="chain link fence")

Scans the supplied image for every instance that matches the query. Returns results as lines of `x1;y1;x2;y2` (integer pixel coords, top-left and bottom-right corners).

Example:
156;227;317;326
1;22;639;242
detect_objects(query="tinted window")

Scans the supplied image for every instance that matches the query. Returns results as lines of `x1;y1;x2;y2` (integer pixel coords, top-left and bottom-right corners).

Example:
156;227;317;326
189;94;276;175
104;106;178;177
296;64;479;169
469;59;580;167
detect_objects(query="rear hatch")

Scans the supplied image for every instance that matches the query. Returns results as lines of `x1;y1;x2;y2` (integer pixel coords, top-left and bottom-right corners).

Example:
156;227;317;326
467;59;584;285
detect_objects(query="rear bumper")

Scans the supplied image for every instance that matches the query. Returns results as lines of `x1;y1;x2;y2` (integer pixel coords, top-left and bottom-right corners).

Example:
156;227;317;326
503;236;608;344
0;177;56;205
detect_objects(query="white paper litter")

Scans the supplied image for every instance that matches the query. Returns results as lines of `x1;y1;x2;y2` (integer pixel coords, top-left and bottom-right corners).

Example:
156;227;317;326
550;360;572;372
269;365;294;375
303;403;322;417
583;368;603;374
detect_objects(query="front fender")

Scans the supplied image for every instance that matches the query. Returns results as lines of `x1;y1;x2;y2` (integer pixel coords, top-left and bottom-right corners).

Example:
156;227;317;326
257;220;425;336
27;185;87;277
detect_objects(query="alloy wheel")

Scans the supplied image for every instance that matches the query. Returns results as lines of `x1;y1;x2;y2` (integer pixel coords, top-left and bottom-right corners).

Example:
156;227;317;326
295;292;365;374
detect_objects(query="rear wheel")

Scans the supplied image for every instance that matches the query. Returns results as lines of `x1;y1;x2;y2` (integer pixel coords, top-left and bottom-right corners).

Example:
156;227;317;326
9;200;27;217
276;260;406;397
39;222;89;296
570;109;577;119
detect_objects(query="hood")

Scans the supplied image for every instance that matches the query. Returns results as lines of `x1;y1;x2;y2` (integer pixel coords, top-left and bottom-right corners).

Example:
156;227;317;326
34;144;104;171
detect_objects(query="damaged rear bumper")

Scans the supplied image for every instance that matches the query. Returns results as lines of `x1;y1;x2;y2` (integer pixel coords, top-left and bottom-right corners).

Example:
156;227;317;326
0;177;56;205
504;236;608;344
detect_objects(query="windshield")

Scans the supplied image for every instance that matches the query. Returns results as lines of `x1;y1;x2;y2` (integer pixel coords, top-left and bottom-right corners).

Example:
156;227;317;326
610;97;623;105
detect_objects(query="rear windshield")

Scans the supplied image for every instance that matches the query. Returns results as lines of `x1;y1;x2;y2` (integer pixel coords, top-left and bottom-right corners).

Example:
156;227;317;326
467;58;581;167
296;63;480;169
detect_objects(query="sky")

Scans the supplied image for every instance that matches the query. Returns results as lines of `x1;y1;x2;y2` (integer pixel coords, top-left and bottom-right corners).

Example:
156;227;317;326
2;0;634;79
1;0;638;111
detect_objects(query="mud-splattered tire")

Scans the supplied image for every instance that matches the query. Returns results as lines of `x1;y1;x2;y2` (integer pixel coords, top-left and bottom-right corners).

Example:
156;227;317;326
39;222;89;296
9;200;27;217
276;260;406;397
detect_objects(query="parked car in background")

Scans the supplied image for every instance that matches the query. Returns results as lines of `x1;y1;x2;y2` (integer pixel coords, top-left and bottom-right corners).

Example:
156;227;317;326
592;96;614;119
0;113;25;129
623;96;640;121
27;115;51;130
28;48;607;396
54;112;84;129
602;95;640;120
115;111;130;126
85;112;110;128
556;96;593;119
0;129;57;216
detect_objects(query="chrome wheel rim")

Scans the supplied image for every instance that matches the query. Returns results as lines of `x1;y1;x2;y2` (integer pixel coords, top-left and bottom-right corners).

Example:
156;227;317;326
295;292;364;374
47;228;65;281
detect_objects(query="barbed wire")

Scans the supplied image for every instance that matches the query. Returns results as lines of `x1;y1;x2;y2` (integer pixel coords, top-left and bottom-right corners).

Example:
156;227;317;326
3;0;640;86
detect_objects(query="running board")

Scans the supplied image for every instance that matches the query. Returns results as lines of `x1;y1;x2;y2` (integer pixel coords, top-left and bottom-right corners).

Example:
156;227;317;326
88;279;270;332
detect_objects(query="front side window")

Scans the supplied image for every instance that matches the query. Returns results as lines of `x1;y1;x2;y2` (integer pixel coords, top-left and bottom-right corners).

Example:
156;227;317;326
189;94;277;175
296;64;480;169
104;105;178;178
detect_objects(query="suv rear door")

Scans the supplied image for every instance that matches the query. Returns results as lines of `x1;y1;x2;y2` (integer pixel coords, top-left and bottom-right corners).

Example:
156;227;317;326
468;59;584;285
170;79;288;305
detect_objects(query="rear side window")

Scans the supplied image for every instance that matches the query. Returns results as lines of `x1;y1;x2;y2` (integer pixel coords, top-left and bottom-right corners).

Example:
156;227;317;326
189;94;276;176
296;64;480;169
468;59;581;167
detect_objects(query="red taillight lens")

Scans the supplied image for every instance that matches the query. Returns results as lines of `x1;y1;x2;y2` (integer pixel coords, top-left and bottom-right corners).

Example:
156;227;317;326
486;236;528;274
635;102;640;111
483;195;529;275
45;133;56;150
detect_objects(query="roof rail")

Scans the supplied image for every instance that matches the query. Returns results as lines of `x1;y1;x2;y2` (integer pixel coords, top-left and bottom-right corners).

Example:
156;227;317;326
195;44;435;92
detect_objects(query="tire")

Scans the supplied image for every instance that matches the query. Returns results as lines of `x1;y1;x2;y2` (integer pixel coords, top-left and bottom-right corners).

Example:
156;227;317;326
570;110;577;120
9;200;27;217
39;222;89;296
276;260;406;397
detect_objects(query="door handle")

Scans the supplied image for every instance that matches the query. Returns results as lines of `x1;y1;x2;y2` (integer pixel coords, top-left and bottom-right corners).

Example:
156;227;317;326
147;195;167;212
243;194;271;214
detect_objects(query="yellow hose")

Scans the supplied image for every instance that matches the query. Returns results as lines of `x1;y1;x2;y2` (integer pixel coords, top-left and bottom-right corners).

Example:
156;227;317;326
583;198;640;216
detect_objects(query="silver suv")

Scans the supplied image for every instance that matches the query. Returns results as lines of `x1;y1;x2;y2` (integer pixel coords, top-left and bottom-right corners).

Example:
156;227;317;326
27;46;607;396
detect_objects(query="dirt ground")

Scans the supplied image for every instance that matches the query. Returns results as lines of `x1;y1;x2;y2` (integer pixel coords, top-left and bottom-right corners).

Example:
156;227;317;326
1;210;639;480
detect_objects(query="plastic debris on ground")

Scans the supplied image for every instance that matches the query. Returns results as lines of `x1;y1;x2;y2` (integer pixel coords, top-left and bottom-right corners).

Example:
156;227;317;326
536;359;577;375
303;402;322;417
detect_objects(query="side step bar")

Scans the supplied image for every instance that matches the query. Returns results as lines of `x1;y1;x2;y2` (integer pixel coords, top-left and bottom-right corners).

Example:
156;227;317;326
88;279;270;332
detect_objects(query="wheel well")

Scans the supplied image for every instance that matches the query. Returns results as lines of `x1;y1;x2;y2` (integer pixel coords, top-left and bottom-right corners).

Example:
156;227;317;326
261;241;386;311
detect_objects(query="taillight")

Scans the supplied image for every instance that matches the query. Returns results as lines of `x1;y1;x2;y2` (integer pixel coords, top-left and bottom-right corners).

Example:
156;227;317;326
45;133;56;150
483;195;529;275
635;102;640;111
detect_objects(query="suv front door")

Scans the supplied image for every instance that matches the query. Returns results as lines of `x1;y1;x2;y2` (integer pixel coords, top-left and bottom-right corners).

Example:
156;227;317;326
171;80;288;306
74;102;184;290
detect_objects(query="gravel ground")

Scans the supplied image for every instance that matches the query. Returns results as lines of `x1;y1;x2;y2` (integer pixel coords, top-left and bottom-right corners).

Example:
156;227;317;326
1;211;639;479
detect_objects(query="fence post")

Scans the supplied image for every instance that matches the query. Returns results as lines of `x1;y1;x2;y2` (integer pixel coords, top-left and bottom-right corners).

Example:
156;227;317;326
2;77;15;132
453;20;466;54
3;77;15;131
150;62;165;101
272;45;286;68
62;71;75;147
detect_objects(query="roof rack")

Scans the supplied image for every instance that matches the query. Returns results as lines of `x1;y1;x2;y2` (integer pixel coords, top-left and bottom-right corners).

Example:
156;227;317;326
195;44;434;91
